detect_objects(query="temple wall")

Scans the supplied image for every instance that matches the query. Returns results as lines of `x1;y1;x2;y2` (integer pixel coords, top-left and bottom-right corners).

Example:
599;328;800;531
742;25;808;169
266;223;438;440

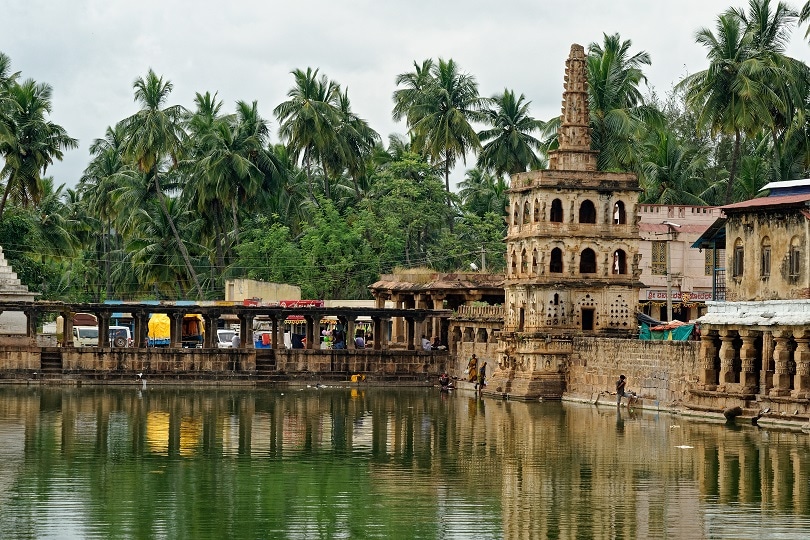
566;337;701;404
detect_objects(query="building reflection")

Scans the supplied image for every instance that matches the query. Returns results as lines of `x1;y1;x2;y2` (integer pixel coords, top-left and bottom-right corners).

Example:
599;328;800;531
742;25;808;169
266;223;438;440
1;387;809;538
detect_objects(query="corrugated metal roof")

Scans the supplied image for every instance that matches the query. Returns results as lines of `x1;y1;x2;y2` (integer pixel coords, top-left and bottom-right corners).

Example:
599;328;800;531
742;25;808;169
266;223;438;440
720;194;810;211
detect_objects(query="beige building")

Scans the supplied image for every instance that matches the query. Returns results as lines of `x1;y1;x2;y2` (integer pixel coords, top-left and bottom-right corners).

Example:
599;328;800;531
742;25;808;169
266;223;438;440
638;204;722;322
697;180;810;402
224;279;301;303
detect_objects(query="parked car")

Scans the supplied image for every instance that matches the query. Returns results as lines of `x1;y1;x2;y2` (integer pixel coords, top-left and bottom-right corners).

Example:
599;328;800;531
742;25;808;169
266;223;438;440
73;326;99;347
109;326;132;347
217;329;236;348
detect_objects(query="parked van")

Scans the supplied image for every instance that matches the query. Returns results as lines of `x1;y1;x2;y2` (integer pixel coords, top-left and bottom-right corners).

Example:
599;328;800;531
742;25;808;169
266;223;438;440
73;326;99;347
216;329;236;348
109;326;132;347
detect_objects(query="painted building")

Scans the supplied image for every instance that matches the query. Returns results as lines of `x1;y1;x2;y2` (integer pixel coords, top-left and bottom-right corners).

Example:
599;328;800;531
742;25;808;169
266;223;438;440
637;204;722;322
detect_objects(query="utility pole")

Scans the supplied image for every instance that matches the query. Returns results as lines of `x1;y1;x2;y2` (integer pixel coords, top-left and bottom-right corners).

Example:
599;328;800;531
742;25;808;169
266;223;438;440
481;246;486;273
662;221;681;322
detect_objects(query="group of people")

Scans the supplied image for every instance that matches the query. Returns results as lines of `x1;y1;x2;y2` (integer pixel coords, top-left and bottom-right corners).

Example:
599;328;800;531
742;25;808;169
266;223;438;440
421;335;446;351
466;354;487;394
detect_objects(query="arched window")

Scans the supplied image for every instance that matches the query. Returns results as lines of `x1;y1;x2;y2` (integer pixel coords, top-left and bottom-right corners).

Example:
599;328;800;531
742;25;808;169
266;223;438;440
553;293;560;305
532;249;538;274
533;200;540;222
760;236;771;277
790;236;801;277
550;247;563;273
733;238;744;277
523;201;531;224
510;250;517;275
613;249;627;274
580;248;597;273
613;201;626;225
513;204;520;226
579;200;596;223
550;198;563;222
521;248;528;274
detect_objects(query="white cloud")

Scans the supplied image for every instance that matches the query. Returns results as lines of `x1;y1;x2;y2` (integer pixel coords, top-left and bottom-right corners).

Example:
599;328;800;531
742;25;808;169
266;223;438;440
2;0;809;188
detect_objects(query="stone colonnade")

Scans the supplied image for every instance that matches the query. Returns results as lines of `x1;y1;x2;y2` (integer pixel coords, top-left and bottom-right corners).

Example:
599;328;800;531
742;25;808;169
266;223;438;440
375;292;450;348
0;301;448;352
699;325;810;398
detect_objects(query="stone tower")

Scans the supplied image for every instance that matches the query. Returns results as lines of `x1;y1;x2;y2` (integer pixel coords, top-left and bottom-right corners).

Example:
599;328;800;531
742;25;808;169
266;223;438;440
491;44;642;399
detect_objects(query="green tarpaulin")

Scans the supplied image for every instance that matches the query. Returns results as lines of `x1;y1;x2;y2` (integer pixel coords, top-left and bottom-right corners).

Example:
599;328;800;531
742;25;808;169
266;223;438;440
639;323;694;341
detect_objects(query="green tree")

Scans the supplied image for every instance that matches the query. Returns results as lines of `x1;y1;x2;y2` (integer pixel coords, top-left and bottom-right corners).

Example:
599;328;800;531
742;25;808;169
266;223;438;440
477;89;546;176
587;33;657;172
0;79;78;221
274;67;341;201
119;69;203;298
678;12;778;204
457;167;509;217
395;58;486;197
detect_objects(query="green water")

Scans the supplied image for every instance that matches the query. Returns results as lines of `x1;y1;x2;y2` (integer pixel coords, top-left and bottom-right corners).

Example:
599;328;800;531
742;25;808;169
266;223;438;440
0;385;809;539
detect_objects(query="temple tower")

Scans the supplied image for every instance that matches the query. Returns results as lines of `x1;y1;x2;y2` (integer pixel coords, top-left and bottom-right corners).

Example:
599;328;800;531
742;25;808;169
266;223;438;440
490;44;643;399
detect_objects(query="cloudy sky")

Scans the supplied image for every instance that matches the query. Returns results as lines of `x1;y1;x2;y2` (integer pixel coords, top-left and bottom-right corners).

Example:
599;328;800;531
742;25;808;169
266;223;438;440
3;0;810;189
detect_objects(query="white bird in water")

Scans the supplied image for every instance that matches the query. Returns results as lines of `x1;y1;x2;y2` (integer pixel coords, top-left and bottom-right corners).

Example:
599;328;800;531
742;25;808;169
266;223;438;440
136;373;143;380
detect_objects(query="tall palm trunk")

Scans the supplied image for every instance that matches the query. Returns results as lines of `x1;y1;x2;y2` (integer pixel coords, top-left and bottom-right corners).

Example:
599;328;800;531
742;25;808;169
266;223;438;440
153;168;204;299
0;176;15;223
724;130;742;205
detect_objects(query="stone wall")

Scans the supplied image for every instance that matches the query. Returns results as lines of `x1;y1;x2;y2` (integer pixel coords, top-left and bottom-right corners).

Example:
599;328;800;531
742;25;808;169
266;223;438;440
567;337;701;405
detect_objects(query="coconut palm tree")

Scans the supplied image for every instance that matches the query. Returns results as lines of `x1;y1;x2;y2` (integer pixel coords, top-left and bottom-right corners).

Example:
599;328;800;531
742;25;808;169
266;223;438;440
119;69;203;298
0;51;20;140
457;167;509;217
640;128;712;205
0;79;78;222
274;67;341;201
587;33;658;172
679;12;777;204
394;58;486;199
477;89;546;176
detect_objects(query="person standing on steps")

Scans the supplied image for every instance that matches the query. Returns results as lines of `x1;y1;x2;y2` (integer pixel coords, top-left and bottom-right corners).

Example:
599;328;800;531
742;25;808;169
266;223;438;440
478;361;487;395
616;374;636;407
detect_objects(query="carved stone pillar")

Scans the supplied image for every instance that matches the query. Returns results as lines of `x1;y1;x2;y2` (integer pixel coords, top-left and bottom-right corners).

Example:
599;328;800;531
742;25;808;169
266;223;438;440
97;312;111;347
738;329;759;393
792;331;810;398
134;311;148;348
718;329;737;390
304;315;317;350
761;331;774;395
203;313;218;349
770;331;792;397
699;329;718;390
404;317;416;351
391;294;404;344
170;313;182;348
272;316;284;350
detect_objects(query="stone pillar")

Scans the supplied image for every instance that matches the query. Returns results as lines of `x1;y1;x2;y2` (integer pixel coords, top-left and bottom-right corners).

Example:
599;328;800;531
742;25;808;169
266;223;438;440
738;329;759;393
346;316;357;350
97;312;110;347
699;329;718;390
170;313;182;348
791;331;810;398
431;295;444;340
203;314;217;349
770;331;793;397
23;309;37;339
134;311;148;348
405;317;416;351
718;329;737;389
304;315;316;350
62;311;74;347
761;330;774;395
272;316;285;350
391;294;404;344
242;314;254;349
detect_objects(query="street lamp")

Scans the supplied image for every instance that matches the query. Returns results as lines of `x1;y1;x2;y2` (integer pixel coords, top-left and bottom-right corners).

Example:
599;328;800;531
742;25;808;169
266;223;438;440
662;221;681;321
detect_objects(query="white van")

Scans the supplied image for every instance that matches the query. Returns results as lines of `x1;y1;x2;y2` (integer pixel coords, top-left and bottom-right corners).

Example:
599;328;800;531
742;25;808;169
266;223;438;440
217;329;236;348
109;326;132;347
73;326;99;347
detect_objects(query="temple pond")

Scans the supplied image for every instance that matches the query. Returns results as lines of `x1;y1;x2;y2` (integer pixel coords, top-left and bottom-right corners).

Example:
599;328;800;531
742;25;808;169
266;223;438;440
1;385;809;539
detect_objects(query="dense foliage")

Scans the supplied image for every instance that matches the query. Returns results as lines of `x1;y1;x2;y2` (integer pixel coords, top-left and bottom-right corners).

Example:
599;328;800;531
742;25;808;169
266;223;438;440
2;0;810;301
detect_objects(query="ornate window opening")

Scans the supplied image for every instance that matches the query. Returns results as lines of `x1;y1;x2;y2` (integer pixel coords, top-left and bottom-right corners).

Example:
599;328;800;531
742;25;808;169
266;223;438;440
790;237;801;277
534;199;540;222
523;201;531;224
550;247;563;273
612;249;627;274
513;204;520;226
760;237;771;277
531;249;538;274
579;248;597;274
651;241;667;275
704;248;714;276
733;238;744;277
521;248;528;274
613;201;626;225
579;200;596;223
550;199;563;222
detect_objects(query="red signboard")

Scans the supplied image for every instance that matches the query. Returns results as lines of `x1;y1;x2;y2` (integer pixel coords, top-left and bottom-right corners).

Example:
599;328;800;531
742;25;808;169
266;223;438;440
277;300;325;308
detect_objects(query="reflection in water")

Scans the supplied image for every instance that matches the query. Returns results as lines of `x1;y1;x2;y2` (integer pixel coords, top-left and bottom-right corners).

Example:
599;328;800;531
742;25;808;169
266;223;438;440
0;386;809;538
